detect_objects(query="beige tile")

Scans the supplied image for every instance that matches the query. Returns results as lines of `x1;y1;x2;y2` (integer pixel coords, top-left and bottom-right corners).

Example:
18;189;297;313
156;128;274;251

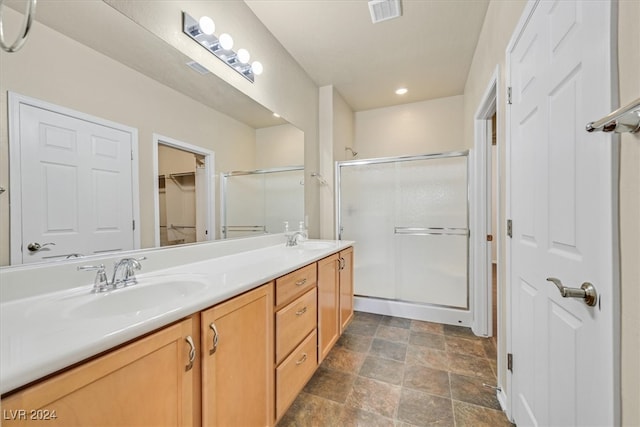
406;345;450;371
360;356;406;385
338;407;396;427
443;324;480;340
380;315;412;329
409;331;446;350
452;401;514;427
337;333;373;353
370;338;407;362
346;376;402;418
410;320;444;335
482;338;497;360
376;325;411;343
397;388;454;426
346;319;380;337
303;366;356;403
322;346;367;373
449;373;502;410
444;335;487;358
447;353;495;381
402;364;450;398
277;392;343;427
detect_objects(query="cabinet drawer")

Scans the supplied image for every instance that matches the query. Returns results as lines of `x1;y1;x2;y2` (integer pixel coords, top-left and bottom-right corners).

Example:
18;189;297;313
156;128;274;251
275;263;317;307
275;288;317;364
276;329;318;419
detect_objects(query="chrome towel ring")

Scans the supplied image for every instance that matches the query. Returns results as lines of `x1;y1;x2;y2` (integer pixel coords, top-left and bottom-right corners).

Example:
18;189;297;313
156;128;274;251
0;0;37;53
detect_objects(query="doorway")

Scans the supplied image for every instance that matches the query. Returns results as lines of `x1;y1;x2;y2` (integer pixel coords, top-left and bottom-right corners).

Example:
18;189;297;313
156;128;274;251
152;134;214;247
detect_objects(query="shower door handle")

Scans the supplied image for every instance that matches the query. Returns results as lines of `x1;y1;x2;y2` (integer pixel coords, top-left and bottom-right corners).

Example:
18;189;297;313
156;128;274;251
546;277;598;307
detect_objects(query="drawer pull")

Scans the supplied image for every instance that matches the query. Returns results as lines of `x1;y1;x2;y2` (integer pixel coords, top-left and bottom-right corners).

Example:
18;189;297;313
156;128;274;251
296;352;308;365
295;306;307;316
295;278;307;286
209;322;219;355
185;336;196;371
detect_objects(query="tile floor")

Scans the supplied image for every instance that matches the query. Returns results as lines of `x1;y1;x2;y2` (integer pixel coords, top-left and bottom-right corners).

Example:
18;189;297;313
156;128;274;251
277;312;514;427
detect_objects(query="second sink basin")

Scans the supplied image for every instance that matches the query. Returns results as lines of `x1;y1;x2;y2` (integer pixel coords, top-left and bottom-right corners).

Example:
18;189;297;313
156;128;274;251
66;275;210;318
297;241;336;251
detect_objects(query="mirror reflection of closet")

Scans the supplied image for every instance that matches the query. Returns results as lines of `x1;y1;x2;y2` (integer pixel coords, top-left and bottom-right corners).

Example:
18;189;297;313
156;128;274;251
158;145;206;247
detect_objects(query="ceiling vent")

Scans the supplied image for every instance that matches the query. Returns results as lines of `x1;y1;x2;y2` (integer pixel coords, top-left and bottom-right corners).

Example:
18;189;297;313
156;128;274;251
368;0;402;24
186;61;210;75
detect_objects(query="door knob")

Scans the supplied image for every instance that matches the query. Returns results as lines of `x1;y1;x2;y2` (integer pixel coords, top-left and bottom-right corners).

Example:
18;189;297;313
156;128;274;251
26;242;56;252
546;277;598;307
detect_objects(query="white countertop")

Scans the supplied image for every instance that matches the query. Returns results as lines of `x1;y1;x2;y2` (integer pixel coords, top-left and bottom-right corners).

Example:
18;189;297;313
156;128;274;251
0;240;353;395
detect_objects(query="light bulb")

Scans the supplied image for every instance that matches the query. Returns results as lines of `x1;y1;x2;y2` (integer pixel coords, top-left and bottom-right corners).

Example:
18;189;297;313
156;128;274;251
198;16;215;35
251;61;263;75
219;33;234;50
237;48;250;64
395;87;408;95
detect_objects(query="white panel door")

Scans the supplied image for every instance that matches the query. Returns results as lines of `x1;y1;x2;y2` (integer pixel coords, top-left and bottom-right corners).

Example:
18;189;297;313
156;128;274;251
18;103;135;263
508;1;617;425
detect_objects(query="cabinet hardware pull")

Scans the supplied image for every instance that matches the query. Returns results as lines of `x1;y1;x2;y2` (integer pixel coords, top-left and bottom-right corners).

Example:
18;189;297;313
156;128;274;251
339;257;346;271
209;322;219;355
296;353;308;365
295;306;307;316
185;336;196;371
295;278;307;286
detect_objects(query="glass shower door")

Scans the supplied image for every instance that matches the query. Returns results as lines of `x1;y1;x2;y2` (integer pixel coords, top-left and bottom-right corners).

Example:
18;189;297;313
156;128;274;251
338;153;469;310
393;156;468;308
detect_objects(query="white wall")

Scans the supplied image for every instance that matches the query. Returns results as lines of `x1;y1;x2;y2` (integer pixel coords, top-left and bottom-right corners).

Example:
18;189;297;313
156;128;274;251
255;124;304;169
618;1;640;424
318;86;355;239
354;95;464;159
0;8;256;265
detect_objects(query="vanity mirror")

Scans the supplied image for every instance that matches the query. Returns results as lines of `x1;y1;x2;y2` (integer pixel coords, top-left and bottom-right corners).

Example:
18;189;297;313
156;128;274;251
0;1;304;266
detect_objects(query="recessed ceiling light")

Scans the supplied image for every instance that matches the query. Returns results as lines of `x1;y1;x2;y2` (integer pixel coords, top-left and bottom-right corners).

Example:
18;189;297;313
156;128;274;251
395;88;408;95
273;113;281;118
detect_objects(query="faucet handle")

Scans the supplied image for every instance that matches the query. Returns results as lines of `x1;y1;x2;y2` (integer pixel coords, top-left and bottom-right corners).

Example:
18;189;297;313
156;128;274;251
77;264;110;292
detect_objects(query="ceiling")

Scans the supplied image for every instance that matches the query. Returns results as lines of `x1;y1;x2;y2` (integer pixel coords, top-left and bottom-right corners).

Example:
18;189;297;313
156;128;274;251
245;0;490;112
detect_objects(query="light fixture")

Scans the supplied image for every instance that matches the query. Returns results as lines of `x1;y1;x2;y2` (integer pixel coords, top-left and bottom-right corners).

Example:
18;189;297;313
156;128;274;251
251;61;264;76
395;87;408;95
273;113;281;118
182;12;262;83
198;16;215;35
219;33;233;50
237;48;250;64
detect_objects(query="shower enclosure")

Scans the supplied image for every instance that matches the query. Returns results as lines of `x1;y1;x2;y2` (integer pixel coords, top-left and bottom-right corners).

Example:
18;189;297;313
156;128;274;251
221;166;304;239
336;151;470;325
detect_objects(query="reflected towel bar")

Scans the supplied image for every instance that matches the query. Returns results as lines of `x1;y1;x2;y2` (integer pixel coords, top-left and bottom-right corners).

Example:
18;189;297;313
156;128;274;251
586;97;640;134
394;227;469;237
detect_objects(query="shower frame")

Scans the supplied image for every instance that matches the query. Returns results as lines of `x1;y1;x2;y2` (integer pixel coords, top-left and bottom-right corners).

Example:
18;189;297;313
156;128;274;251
335;150;473;325
220;165;304;239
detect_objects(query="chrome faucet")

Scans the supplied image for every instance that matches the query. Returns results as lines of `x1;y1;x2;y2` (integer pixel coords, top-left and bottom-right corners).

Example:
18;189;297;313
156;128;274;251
78;257;146;292
112;257;145;288
285;231;305;247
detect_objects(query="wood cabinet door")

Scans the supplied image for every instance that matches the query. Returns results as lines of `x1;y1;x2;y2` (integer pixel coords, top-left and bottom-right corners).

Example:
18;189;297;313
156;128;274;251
201;283;274;427
1;317;198;427
317;254;340;362
339;247;354;333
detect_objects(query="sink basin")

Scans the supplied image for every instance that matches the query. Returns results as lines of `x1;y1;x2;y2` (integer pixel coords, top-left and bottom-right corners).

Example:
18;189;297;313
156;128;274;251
297;241;335;251
66;275;210;318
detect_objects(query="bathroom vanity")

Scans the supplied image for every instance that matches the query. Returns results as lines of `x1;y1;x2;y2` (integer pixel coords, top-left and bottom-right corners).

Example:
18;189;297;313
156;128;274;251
0;238;354;426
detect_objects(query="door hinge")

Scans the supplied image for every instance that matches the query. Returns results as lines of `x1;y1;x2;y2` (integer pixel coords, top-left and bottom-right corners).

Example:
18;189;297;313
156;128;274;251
131;150;134;161
132;220;136;231
507;86;512;105
507;353;513;372
507;219;512;238
487;234;493;242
